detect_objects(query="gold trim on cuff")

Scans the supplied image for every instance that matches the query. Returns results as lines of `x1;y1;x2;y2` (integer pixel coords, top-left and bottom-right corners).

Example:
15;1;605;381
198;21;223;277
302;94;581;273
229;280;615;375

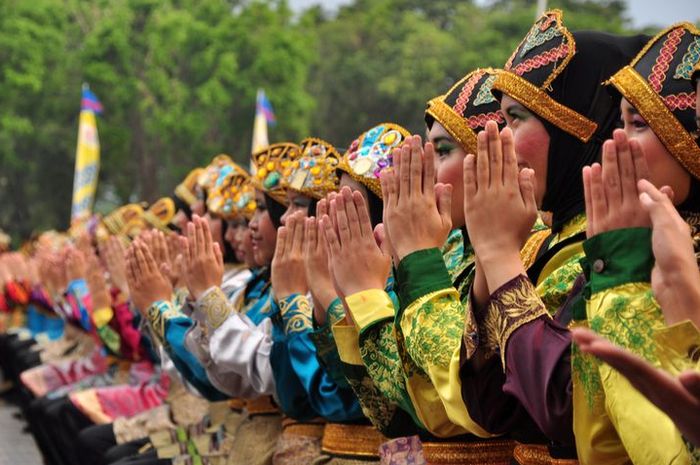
493;71;597;142
426;99;478;155
608;66;700;180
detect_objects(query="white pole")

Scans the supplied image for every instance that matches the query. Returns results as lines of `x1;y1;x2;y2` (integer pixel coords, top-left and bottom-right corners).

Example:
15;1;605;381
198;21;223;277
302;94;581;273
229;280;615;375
536;0;547;18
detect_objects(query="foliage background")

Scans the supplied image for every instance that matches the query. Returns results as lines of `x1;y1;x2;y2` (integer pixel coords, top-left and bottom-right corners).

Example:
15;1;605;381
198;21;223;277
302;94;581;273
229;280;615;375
0;0;662;240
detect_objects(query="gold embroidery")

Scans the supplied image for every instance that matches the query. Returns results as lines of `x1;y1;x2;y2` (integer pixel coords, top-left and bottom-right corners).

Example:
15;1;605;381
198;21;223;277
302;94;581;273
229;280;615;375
492;71;597;142
199;287;231;330
279;294;313;334
426;98;479;154
483;276;549;368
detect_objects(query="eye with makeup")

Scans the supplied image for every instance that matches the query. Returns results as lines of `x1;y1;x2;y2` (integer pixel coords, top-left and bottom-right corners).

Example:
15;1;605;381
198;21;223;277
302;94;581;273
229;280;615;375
292;196;311;209
504;104;530;127
623;110;649;132
434;140;457;158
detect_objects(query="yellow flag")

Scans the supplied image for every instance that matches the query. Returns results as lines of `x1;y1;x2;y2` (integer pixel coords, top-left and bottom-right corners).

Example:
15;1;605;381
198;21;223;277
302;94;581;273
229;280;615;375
71;87;102;223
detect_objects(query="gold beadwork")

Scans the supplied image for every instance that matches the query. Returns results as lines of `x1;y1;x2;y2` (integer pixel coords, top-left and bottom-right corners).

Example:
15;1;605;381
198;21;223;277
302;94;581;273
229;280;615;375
281;137;340;199
206;162;255;220
174;167;204;206
245;395;280;416
492;71;597;142
608;66;700;180
250;143;302;205
512;443;579;465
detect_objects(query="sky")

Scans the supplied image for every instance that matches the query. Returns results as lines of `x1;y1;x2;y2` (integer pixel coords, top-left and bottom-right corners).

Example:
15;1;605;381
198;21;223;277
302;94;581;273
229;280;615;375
288;0;700;29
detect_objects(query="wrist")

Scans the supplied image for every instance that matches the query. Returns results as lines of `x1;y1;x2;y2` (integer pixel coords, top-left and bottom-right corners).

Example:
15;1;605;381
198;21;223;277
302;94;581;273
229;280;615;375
479;250;525;293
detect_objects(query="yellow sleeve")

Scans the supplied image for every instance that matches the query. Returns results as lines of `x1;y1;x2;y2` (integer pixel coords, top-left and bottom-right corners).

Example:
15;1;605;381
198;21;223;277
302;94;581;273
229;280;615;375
654;320;700;374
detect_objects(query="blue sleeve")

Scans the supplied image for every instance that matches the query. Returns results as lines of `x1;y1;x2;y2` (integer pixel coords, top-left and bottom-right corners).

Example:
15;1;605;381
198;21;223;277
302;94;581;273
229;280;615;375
147;300;228;401
278;294;364;422
66;279;92;331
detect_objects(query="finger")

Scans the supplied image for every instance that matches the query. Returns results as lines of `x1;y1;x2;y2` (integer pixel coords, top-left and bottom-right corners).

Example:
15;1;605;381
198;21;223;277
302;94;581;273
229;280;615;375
213;242;223;268
590;163;607;232
659;186;675;203
195;216;206;258
186;222;196;264
583;166;594;238
422;141;436;198
328;193;339;233
385;167;398;209
613;130;637;204
291;213;304;255
334;193;351;247
409;135;423;197
305;217;317;256
679;370;700;400
133;241;147;277
501;127;518;187
435;183;453;230
141;242;158;275
342;187;363;239
602;139;622;207
629;138;650;182
519;168;537;213
475;130;489;191
316;198;328;220
275;226;288;260
353;191;373;240
321;215;341;257
202;218;213;256
486;121;503;188
399;143;411;202
463;153;477;200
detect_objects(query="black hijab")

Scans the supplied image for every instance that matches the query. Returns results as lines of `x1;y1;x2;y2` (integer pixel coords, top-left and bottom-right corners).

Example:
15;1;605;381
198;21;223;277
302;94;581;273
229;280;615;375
539;32;649;231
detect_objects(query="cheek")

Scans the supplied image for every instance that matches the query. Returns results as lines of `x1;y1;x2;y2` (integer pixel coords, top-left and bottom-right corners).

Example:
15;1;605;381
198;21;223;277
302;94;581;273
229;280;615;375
437;155;465;227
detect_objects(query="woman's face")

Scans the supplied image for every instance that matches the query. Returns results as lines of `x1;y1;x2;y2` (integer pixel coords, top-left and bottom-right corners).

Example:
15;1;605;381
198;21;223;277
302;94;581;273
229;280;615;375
427;121;467;228
249;190;278;266
205;214;225;250
281;190;312;224
339;174;370;212
501;95;550;206
228;220;257;267
191;200;205;217
621;98;691;204
173;210;189;234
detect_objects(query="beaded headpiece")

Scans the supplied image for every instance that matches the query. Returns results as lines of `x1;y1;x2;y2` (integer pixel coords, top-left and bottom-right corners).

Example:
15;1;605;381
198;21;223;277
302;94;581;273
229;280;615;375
426;68;505;154
281;138;340;199
492;10;597;142
174;167;204;207
608;23;700;179
337;123;410;197
251;143;301;205
197;154;237;197
207;162;257;220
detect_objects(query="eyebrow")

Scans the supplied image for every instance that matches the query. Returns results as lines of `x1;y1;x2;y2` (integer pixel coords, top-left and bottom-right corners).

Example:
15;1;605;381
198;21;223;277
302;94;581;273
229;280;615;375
431;136;454;145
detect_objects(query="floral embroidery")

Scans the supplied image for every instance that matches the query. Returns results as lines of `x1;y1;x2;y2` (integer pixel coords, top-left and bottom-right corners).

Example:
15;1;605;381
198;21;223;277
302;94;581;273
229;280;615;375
403;291;465;369
589;287;662;363
483;275;549;367
570;319;603;409
345;368;397;431
360;322;407;406
537;252;584;312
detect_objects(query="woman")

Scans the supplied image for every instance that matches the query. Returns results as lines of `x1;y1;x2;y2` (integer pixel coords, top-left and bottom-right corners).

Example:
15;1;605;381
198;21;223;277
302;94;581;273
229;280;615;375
569;23;700;464
455;9;649;463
